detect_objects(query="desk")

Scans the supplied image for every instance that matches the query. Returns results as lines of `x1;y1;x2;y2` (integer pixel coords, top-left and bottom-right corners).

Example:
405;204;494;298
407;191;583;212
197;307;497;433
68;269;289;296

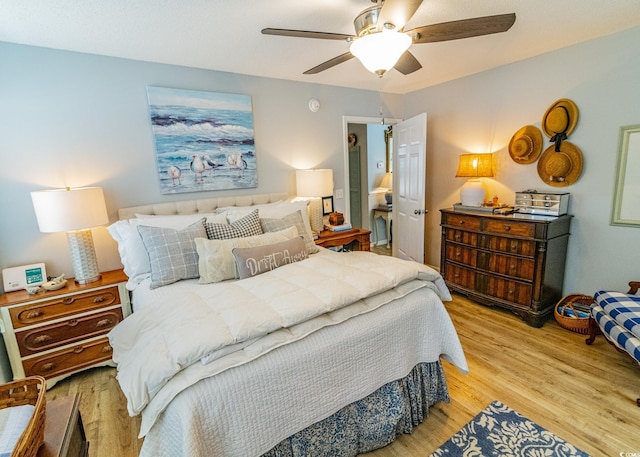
372;207;392;247
315;229;371;251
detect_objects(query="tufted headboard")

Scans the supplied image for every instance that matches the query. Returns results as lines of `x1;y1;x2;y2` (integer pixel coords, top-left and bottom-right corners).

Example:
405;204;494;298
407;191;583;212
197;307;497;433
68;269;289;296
118;192;290;220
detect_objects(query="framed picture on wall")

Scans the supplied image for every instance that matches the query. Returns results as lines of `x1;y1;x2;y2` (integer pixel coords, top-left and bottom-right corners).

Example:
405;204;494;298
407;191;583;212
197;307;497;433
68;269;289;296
146;86;258;194
322;196;334;215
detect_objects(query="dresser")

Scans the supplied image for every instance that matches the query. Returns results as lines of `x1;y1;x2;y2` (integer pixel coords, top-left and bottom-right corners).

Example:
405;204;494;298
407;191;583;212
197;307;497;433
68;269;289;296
440;209;572;327
0;269;130;388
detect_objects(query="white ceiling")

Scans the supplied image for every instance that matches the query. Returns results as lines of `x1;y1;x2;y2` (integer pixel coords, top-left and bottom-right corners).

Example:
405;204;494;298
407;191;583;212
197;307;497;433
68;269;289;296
3;0;640;95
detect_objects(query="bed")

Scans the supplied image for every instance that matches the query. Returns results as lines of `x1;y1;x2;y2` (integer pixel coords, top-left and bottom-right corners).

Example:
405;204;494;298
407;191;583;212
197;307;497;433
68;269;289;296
106;193;468;457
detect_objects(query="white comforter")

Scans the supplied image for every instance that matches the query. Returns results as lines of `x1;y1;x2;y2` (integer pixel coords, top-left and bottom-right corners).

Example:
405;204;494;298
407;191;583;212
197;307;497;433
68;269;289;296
109;249;455;437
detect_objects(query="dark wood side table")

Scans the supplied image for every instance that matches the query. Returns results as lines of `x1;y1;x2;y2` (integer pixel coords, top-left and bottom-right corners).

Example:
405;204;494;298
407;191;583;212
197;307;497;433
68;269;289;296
315;229;371;251
37;393;88;457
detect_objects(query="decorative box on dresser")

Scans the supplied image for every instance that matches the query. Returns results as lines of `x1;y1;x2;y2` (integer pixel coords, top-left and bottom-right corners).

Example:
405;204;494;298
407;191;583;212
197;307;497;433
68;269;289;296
440;209;572;327
0;269;131;388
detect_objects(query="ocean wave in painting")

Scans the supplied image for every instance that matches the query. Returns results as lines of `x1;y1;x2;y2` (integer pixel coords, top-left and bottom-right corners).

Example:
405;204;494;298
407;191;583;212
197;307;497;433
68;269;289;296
146;87;258;194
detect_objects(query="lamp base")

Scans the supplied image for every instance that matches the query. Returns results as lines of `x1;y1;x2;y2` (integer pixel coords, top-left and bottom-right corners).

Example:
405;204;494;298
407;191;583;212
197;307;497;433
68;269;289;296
67;229;101;284
459;179;486;207
307;198;324;233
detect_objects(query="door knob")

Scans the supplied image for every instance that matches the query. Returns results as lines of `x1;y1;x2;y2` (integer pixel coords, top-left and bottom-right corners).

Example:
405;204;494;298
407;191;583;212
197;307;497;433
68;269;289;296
414;209;428;215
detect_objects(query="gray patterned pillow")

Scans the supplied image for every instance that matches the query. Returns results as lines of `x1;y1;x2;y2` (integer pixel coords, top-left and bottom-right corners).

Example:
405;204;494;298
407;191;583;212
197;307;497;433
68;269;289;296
232;236;308;279
261;210;319;254
137;219;207;289
205;209;263;240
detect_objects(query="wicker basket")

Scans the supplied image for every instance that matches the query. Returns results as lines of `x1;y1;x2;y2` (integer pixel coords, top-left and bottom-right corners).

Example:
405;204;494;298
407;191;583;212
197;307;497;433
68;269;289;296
0;376;46;457
554;294;594;334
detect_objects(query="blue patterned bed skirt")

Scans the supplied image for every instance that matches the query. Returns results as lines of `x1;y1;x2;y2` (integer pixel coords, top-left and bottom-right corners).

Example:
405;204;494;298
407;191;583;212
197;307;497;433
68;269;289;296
263;361;449;457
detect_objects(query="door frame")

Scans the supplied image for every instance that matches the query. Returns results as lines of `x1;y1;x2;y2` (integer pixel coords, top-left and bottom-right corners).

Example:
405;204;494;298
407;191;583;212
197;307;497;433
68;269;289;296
342;116;401;225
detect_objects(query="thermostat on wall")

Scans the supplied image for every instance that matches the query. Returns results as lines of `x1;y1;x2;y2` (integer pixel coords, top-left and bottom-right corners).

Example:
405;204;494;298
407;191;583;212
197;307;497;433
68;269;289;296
2;263;47;292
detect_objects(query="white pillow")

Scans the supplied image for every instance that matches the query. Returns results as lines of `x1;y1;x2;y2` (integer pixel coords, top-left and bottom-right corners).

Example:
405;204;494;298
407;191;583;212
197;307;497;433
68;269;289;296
107;212;228;289
195;226;298;284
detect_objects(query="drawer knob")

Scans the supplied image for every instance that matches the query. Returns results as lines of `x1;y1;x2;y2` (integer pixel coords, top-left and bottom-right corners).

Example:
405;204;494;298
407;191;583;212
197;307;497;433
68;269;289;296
93;295;106;303
455;250;461;258
63;297;74;305
504;225;511;231
510;264;517;270
454;234;461;241
97;318;112;328
102;345;113;353
68;319;78;327
73;345;85;354
42;362;55;372
26;309;43;319
34;335;53;344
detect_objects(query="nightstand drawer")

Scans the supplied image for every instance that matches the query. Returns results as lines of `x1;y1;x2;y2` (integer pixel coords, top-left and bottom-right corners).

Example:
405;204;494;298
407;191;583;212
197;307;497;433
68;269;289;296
16;308;123;357
483;219;535;237
23;337;113;379
9;286;121;329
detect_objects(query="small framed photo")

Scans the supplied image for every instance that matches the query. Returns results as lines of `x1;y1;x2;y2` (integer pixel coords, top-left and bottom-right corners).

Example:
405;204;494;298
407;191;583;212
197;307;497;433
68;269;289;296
322;196;334;215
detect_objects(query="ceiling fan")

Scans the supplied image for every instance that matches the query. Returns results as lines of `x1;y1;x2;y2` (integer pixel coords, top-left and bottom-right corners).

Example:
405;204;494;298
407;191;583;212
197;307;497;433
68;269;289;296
262;0;515;77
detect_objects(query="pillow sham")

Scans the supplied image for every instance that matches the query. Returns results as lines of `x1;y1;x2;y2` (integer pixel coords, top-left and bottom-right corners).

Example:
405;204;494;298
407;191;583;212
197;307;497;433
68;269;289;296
261;210;319;254
137;219;207;289
232;236;308;279
205;209;263;240
196;226;298;284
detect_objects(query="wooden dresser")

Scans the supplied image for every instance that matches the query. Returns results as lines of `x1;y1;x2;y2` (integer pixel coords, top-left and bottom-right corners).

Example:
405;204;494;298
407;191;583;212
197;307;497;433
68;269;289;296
0;270;130;388
440;209;572;327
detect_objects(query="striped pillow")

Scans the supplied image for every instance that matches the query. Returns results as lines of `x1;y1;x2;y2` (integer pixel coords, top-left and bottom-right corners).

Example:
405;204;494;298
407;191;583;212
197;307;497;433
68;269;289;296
205;209;263;240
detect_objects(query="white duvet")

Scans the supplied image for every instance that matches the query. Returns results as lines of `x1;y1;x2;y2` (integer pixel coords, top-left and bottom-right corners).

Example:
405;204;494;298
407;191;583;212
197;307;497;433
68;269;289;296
109;249;454;437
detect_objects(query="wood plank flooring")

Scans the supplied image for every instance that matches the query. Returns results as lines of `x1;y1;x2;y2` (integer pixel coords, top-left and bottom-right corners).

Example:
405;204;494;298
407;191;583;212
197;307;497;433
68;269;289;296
45;293;640;457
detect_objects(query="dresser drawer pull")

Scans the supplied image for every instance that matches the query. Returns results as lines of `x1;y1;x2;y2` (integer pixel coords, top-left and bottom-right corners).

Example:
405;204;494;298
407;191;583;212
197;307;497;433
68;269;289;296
26;309;43;319
63;297;75;305
510;264;517;270
68;319;78;327
508;289;515;295
96;319;112;328
93;295;106;303
73;345;85;354
454;234;461;241
42;362;55;372
102;345;113;353
504;225;511;231
34;335;53;344
455;250;461;258
457;220;465;225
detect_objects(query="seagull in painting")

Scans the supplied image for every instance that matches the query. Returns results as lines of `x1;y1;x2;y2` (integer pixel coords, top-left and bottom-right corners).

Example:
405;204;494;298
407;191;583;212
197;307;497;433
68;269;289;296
167;165;182;186
203;154;222;176
227;152;247;173
190;154;206;182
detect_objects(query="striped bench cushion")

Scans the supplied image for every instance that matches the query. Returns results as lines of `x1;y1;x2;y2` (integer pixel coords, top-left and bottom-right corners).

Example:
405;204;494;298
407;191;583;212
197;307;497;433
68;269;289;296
594;291;640;339
591;303;640;363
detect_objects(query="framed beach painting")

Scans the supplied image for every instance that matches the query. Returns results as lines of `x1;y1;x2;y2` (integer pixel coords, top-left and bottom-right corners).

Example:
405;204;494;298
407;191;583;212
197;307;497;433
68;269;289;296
146;86;258;194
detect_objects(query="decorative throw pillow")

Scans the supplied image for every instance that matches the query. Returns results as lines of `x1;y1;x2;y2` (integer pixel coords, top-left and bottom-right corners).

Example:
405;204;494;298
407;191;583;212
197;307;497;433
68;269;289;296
232;236;308;279
205;209;263;240
196;226;299;284
261;210;319;254
137;219;207;289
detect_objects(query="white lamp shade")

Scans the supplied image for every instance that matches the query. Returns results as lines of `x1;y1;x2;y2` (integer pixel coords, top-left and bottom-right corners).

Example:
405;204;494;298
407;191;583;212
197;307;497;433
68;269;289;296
380;172;393;189
31;187;108;233
350;31;412;76
296;169;334;197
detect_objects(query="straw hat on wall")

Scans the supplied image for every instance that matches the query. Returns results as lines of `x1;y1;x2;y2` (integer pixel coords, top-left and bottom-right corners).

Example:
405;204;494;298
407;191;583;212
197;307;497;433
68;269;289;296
542;98;579;151
508;125;543;164
537;141;583;186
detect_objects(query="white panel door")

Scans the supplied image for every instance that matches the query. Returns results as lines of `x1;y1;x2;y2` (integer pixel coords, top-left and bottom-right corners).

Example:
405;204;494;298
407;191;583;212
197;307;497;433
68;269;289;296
393;113;427;263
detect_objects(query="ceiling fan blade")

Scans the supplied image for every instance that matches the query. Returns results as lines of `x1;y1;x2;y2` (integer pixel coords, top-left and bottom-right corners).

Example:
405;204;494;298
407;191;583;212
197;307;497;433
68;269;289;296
303;52;355;74
408;13;516;43
261;28;353;41
377;0;423;31
394;50;422;75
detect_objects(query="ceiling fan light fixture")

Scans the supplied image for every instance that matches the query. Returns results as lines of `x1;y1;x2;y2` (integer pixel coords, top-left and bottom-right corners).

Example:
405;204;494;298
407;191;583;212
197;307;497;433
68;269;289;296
350;30;412;76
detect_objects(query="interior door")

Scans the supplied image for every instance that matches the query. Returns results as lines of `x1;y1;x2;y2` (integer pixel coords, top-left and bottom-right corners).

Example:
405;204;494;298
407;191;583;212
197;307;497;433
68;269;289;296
393;113;427;263
348;146;362;229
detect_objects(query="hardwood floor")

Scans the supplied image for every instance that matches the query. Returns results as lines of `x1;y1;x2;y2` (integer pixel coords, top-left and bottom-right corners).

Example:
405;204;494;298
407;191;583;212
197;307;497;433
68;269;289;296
45;293;640;457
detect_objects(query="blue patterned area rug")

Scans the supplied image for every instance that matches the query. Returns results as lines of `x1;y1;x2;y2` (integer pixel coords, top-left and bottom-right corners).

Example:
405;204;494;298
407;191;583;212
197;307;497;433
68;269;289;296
430;400;590;456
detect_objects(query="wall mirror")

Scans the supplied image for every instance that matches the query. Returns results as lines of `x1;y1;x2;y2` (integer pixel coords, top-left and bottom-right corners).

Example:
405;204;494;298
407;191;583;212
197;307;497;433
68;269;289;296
611;124;640;226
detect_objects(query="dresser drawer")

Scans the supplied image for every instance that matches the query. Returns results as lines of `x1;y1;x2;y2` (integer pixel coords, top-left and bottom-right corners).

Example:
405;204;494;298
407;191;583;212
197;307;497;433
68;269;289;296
443;264;477;290
9;286;121;329
444;228;479;247
444;244;477;267
22;337;113;379
483;235;537;257
477;252;535;281
483;219;535;238
16;308;123;357
442;213;482;231
482;274;533;307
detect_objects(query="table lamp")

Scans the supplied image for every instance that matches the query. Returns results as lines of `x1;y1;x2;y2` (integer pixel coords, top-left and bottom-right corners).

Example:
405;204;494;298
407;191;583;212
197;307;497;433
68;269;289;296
380;172;393;205
455;153;494;207
31;187;109;284
296;169;334;232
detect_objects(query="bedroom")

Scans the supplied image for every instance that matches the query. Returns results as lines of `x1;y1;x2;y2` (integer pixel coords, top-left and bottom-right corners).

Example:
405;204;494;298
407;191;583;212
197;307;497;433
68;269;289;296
0;1;639;456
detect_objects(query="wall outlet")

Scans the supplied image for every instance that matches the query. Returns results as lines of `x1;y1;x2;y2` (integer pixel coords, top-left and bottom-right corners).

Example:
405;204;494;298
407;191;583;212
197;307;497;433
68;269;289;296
335;188;344;199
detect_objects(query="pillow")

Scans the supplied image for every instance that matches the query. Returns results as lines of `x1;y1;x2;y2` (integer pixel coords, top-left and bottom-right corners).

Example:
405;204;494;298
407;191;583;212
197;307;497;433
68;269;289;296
107;212;228;290
137;219;207;289
261;210;319;254
0;404;35;457
205;209;263;240
196;226;298;284
233;236;308;279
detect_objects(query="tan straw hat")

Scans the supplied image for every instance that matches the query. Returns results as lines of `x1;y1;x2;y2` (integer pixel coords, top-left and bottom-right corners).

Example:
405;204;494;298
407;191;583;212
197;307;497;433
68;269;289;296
542;99;579;151
508;125;543;164
537;141;583;187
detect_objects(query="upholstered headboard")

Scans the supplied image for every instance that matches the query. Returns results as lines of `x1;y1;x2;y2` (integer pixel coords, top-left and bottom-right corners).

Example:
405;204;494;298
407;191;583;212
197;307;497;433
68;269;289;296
118;193;290;220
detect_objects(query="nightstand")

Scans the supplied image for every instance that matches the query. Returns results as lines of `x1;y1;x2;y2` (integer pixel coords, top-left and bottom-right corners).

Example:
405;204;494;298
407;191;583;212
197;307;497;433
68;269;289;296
315;229;371;251
0;269;131;388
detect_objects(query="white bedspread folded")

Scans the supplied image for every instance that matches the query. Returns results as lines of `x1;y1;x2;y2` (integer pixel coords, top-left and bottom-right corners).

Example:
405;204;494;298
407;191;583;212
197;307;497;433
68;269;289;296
109;249;452;426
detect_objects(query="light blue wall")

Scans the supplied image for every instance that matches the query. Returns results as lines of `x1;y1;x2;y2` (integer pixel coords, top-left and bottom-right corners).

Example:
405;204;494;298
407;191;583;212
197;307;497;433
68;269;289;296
404;25;640;294
0;42;403;284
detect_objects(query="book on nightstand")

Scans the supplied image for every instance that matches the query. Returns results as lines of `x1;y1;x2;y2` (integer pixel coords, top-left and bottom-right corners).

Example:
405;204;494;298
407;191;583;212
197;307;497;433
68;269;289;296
327;223;353;232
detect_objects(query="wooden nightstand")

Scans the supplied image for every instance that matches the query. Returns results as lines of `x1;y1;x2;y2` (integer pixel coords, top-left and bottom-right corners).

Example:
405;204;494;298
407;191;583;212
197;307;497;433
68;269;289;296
315;229;371;251
0;269;131;388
